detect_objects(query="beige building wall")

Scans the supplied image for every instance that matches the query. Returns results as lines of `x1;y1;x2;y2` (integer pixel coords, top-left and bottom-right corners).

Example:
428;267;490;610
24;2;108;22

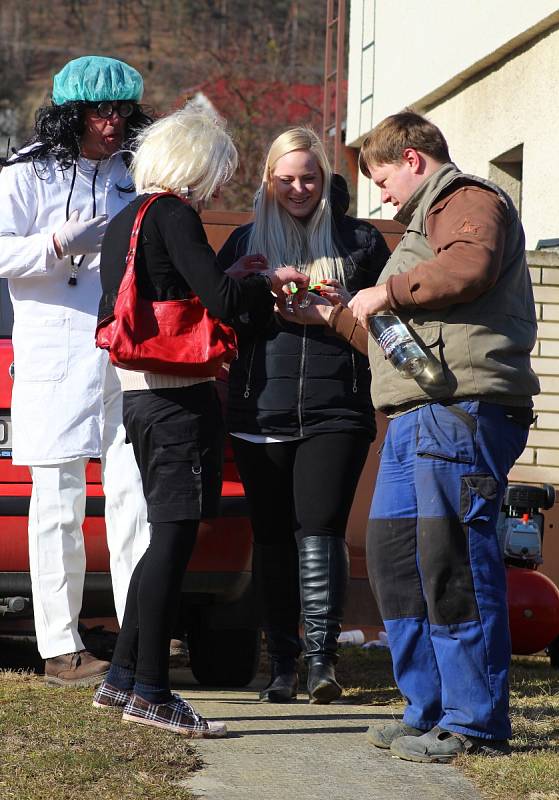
421;29;559;250
346;1;559;248
512;252;559;586
512;252;559;485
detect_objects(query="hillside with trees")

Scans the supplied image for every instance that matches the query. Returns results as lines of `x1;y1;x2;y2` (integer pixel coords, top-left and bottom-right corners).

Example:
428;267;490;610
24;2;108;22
0;0;330;208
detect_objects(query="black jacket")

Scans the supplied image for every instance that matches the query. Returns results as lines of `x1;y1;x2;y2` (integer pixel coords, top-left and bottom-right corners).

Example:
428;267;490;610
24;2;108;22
216;176;390;439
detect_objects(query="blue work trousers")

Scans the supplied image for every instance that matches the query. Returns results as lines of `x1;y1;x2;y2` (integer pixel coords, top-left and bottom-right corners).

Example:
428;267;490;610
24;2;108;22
367;401;529;740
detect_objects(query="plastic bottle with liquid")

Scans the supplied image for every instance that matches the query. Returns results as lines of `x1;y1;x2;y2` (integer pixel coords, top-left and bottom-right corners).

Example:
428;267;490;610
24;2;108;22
368;313;428;378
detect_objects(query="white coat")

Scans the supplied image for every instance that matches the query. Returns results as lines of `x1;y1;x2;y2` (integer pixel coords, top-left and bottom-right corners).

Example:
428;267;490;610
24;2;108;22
0;154;134;465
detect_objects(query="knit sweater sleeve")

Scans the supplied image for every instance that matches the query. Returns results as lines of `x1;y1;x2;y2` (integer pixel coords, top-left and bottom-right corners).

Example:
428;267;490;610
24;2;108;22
327;304;369;355
155;200;269;319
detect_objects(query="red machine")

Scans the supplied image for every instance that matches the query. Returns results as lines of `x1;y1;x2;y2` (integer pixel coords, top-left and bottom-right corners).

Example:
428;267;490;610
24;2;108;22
498;483;559;664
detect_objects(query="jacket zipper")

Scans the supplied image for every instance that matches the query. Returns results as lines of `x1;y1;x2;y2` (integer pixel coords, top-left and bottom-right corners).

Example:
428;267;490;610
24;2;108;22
243;342;256;398
351;351;358;394
297;325;307;436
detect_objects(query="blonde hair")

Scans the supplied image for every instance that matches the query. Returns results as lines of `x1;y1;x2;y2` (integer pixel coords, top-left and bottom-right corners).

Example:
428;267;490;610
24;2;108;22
130;105;238;205
247;127;346;286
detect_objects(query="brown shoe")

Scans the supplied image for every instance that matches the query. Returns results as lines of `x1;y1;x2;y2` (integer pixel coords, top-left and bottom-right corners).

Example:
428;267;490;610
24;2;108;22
44;650;110;687
169;638;189;669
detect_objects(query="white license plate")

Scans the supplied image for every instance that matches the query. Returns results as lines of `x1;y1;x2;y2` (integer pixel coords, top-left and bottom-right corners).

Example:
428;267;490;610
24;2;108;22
0;414;12;454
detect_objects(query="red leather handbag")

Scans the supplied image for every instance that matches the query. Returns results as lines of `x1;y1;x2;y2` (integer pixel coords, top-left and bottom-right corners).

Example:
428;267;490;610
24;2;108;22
96;192;237;377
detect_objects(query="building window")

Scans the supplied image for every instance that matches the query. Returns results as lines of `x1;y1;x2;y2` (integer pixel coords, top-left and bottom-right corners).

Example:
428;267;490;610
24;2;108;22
489;144;523;217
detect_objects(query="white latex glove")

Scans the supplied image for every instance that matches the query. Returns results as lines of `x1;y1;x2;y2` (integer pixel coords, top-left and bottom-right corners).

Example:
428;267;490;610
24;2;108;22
54;210;109;257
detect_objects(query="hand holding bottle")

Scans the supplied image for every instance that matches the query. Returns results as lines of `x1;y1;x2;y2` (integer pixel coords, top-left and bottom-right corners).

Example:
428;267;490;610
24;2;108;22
348;284;390;327
368;313;428;378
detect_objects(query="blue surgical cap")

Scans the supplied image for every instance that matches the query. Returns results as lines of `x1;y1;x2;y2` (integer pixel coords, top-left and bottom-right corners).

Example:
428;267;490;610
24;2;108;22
52;56;144;105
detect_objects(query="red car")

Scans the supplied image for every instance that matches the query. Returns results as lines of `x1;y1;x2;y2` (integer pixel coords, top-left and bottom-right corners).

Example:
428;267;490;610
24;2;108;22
0;211;404;682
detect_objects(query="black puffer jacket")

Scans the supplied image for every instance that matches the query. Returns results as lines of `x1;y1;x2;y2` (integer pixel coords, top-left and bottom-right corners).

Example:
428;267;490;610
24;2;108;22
216;176;390;439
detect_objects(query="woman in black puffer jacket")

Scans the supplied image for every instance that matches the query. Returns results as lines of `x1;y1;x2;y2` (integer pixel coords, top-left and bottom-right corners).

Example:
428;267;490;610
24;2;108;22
217;127;389;704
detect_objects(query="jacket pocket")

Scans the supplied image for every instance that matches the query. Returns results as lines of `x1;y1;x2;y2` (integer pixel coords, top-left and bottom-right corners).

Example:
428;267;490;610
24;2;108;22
14;318;69;382
409;321;452;395
411;321;441;350
417;401;478;464
459;473;499;523
154;419;202;470
145;419;204;516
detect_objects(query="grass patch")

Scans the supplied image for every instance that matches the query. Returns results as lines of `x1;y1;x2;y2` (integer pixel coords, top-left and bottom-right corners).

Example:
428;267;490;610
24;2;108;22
0;671;200;800
458;657;559;800
335;645;402;705
338;647;559;800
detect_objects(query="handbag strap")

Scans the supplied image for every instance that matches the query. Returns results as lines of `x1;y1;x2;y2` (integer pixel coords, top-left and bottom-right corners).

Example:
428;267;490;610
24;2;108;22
127;191;179;266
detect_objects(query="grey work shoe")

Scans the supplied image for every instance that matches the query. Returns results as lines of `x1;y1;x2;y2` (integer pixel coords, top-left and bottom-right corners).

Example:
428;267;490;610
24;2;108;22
390;725;511;763
366;719;424;749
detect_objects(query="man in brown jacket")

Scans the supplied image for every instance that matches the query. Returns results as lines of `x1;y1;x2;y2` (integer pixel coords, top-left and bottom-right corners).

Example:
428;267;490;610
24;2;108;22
285;111;539;763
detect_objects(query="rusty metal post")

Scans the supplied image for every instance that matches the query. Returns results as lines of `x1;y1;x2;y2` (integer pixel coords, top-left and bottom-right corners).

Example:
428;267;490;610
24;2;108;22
334;0;346;173
323;0;347;172
323;0;334;146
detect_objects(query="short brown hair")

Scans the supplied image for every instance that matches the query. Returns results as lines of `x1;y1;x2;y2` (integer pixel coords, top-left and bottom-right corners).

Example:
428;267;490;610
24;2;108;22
359;110;451;177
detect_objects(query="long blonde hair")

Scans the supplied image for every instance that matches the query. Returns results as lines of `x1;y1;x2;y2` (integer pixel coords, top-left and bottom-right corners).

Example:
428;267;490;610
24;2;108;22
247;128;346;286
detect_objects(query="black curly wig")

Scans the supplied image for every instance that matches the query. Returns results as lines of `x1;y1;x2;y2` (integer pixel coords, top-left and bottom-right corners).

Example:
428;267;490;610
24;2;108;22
1;100;153;169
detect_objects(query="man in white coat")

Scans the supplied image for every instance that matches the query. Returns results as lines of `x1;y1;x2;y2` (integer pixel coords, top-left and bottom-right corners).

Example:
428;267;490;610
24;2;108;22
0;56;151;685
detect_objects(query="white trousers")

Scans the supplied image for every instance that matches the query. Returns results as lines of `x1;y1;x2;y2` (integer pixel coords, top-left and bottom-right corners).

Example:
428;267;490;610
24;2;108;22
28;363;150;658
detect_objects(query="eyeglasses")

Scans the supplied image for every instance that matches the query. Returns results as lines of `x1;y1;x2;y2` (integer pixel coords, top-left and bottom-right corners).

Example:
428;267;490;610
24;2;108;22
86;101;136;119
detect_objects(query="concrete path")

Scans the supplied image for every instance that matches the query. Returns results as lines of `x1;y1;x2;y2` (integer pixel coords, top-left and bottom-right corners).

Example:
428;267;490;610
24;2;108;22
171;674;482;800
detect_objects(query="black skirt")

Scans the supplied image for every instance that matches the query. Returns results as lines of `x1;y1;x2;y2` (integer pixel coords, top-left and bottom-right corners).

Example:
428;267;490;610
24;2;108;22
122;382;224;523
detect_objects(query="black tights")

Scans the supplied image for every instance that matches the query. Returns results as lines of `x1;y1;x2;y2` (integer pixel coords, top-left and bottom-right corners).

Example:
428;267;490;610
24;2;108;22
232;432;370;660
232;432;370;546
111;519;198;687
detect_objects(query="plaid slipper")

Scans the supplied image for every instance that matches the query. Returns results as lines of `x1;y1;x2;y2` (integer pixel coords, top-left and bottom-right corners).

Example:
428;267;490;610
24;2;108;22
92;681;132;710
122;693;227;738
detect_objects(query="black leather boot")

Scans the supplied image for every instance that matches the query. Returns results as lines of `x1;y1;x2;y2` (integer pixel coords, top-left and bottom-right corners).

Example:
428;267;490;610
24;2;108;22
259;657;299;702
306;656;341;704
298;535;349;704
253;541;301;702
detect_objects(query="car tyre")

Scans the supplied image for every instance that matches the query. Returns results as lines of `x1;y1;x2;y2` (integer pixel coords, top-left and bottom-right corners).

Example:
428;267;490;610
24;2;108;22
547;635;559;668
188;625;261;687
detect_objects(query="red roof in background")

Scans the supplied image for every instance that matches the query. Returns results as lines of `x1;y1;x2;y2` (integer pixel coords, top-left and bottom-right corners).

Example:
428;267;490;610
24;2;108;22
180;77;333;127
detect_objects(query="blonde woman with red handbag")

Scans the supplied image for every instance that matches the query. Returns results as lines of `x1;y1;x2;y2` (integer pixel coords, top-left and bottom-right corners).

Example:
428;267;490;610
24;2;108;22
92;106;307;737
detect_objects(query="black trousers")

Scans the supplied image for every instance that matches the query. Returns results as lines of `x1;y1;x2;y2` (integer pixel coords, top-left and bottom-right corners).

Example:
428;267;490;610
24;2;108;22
123;384;224;523
112;383;224;687
232;431;370;659
111;519;198;686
